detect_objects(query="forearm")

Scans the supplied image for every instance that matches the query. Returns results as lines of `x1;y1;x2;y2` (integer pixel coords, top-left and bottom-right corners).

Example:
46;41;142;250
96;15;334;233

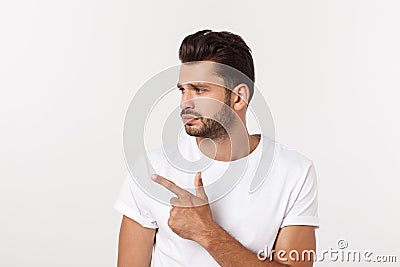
196;222;291;267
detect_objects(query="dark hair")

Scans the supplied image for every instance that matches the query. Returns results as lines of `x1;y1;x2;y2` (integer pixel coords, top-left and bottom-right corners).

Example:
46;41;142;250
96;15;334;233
179;29;255;103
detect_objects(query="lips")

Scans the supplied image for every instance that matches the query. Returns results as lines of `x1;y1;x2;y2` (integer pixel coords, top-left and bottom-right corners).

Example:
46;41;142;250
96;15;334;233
181;114;199;124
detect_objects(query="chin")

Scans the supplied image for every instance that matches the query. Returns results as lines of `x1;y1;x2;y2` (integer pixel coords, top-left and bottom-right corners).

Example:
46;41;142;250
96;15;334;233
185;126;203;137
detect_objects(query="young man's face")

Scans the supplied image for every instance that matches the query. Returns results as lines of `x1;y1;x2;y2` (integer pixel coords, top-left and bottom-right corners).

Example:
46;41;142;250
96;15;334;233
177;61;235;140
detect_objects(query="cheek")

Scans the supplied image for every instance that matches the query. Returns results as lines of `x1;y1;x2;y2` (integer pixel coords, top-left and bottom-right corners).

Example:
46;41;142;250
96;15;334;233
194;97;225;117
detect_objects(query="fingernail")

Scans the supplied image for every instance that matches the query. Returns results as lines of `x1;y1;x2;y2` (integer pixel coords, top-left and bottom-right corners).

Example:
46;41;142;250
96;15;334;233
151;174;157;181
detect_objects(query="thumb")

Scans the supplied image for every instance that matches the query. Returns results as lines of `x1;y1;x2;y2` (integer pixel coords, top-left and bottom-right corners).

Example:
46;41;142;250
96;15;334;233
194;172;208;201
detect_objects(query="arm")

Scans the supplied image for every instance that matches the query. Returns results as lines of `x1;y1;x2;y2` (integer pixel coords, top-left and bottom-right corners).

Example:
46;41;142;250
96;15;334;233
197;223;316;267
273;225;316;266
117;215;156;267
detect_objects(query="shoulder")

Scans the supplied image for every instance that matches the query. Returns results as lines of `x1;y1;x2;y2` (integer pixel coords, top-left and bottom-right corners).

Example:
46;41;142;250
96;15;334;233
274;141;314;170
265;137;315;187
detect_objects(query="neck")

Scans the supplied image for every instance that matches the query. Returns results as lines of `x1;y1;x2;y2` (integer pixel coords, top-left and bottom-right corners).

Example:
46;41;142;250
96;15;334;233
195;126;260;162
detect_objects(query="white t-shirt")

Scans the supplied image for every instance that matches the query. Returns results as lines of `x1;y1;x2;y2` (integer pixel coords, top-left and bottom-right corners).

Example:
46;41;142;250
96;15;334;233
114;133;319;266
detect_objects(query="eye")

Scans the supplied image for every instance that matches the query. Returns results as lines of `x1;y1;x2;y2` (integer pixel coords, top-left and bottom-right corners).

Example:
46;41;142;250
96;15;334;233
195;87;205;94
178;87;185;94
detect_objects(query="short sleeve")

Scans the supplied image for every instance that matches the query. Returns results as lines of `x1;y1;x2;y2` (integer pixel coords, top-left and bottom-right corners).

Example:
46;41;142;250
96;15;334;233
114;174;158;229
280;163;319;228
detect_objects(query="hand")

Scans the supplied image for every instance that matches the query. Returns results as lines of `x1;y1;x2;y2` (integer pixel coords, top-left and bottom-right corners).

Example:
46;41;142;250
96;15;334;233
151;172;216;243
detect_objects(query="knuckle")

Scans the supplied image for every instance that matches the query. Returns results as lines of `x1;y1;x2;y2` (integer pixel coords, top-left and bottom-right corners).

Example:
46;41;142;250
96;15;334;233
169;207;176;216
181;192;191;200
167;217;173;227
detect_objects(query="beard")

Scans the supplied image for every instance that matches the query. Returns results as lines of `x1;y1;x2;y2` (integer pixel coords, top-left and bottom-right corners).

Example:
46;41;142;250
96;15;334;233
182;92;236;140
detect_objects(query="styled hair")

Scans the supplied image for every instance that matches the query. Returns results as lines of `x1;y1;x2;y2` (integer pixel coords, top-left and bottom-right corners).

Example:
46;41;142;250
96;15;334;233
179;29;255;103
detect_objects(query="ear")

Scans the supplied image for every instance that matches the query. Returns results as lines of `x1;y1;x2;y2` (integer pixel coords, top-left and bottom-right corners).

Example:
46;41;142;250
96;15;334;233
231;83;250;111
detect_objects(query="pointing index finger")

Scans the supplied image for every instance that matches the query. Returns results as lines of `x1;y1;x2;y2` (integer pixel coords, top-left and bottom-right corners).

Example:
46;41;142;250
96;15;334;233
151;174;188;197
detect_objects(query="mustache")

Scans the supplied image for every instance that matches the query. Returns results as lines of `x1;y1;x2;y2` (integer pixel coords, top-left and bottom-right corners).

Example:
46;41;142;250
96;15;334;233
180;110;202;117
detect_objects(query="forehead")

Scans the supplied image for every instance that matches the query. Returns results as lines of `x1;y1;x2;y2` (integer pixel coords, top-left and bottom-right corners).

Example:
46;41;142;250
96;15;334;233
178;61;225;87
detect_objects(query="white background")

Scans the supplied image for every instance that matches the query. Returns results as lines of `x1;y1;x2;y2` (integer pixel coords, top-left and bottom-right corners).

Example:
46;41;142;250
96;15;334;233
1;0;399;266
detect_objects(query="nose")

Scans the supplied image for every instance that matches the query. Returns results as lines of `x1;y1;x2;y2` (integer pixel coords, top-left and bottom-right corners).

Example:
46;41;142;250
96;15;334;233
180;91;195;110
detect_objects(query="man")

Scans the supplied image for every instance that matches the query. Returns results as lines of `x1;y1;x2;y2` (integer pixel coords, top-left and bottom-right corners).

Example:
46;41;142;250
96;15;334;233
114;30;319;266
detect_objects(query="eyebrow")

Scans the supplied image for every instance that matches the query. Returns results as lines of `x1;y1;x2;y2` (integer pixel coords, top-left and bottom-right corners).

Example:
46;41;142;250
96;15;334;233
176;82;211;88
